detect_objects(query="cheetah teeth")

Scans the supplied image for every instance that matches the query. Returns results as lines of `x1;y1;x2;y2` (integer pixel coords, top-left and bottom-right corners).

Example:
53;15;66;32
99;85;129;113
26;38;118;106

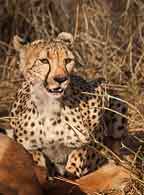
48;88;63;93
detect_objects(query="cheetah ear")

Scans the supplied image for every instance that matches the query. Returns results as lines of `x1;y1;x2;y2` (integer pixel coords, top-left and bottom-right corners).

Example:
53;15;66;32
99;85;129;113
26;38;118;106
13;35;31;51
57;32;74;48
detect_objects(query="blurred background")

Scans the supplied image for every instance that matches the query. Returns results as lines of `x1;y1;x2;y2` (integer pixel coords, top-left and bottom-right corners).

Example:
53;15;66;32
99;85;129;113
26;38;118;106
0;0;144;132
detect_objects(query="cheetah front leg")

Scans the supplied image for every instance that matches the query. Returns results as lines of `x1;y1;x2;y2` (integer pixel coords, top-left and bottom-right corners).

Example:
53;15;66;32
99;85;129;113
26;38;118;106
30;149;60;177
30;149;47;167
103;97;128;155
65;146;107;178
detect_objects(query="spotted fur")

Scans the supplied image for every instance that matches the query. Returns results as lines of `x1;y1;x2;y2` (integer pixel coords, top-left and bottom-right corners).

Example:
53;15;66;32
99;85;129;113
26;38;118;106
10;32;128;178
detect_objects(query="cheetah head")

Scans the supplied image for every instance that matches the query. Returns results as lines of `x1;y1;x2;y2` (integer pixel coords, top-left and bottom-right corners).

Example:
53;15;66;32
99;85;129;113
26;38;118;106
13;32;75;98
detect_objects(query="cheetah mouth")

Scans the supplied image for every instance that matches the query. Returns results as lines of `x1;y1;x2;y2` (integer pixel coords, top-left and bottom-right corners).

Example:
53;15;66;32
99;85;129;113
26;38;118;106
47;87;64;97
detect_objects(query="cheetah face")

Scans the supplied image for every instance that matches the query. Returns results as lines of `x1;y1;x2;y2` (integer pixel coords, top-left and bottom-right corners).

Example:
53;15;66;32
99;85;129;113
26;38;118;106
13;32;75;98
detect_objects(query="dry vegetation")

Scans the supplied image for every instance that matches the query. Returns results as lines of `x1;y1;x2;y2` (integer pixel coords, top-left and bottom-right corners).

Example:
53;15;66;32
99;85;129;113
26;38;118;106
0;0;144;194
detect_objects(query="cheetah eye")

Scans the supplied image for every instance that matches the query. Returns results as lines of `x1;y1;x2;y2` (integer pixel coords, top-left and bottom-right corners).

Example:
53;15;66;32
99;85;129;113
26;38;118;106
65;58;72;65
39;58;49;64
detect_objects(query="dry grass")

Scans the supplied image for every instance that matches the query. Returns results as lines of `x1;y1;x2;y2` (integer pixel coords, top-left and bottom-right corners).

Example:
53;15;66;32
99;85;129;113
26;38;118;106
0;0;144;194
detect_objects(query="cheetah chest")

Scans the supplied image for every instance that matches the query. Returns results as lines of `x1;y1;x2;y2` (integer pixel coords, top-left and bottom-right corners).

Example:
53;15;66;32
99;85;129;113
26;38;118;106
38;98;103;149
40;106;92;148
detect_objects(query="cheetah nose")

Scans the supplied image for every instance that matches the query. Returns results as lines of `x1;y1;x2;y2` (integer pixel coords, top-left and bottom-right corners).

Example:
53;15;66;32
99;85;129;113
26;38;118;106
54;76;68;84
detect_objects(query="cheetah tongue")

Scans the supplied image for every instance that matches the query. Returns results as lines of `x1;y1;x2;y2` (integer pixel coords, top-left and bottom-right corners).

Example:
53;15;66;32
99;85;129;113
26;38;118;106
48;87;63;94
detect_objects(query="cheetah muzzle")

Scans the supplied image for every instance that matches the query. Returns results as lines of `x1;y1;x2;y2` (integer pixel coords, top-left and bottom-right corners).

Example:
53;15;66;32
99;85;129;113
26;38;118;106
44;76;70;98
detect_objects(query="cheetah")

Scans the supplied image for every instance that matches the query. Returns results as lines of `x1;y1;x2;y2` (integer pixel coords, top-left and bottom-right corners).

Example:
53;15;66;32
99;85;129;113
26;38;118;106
9;32;128;178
